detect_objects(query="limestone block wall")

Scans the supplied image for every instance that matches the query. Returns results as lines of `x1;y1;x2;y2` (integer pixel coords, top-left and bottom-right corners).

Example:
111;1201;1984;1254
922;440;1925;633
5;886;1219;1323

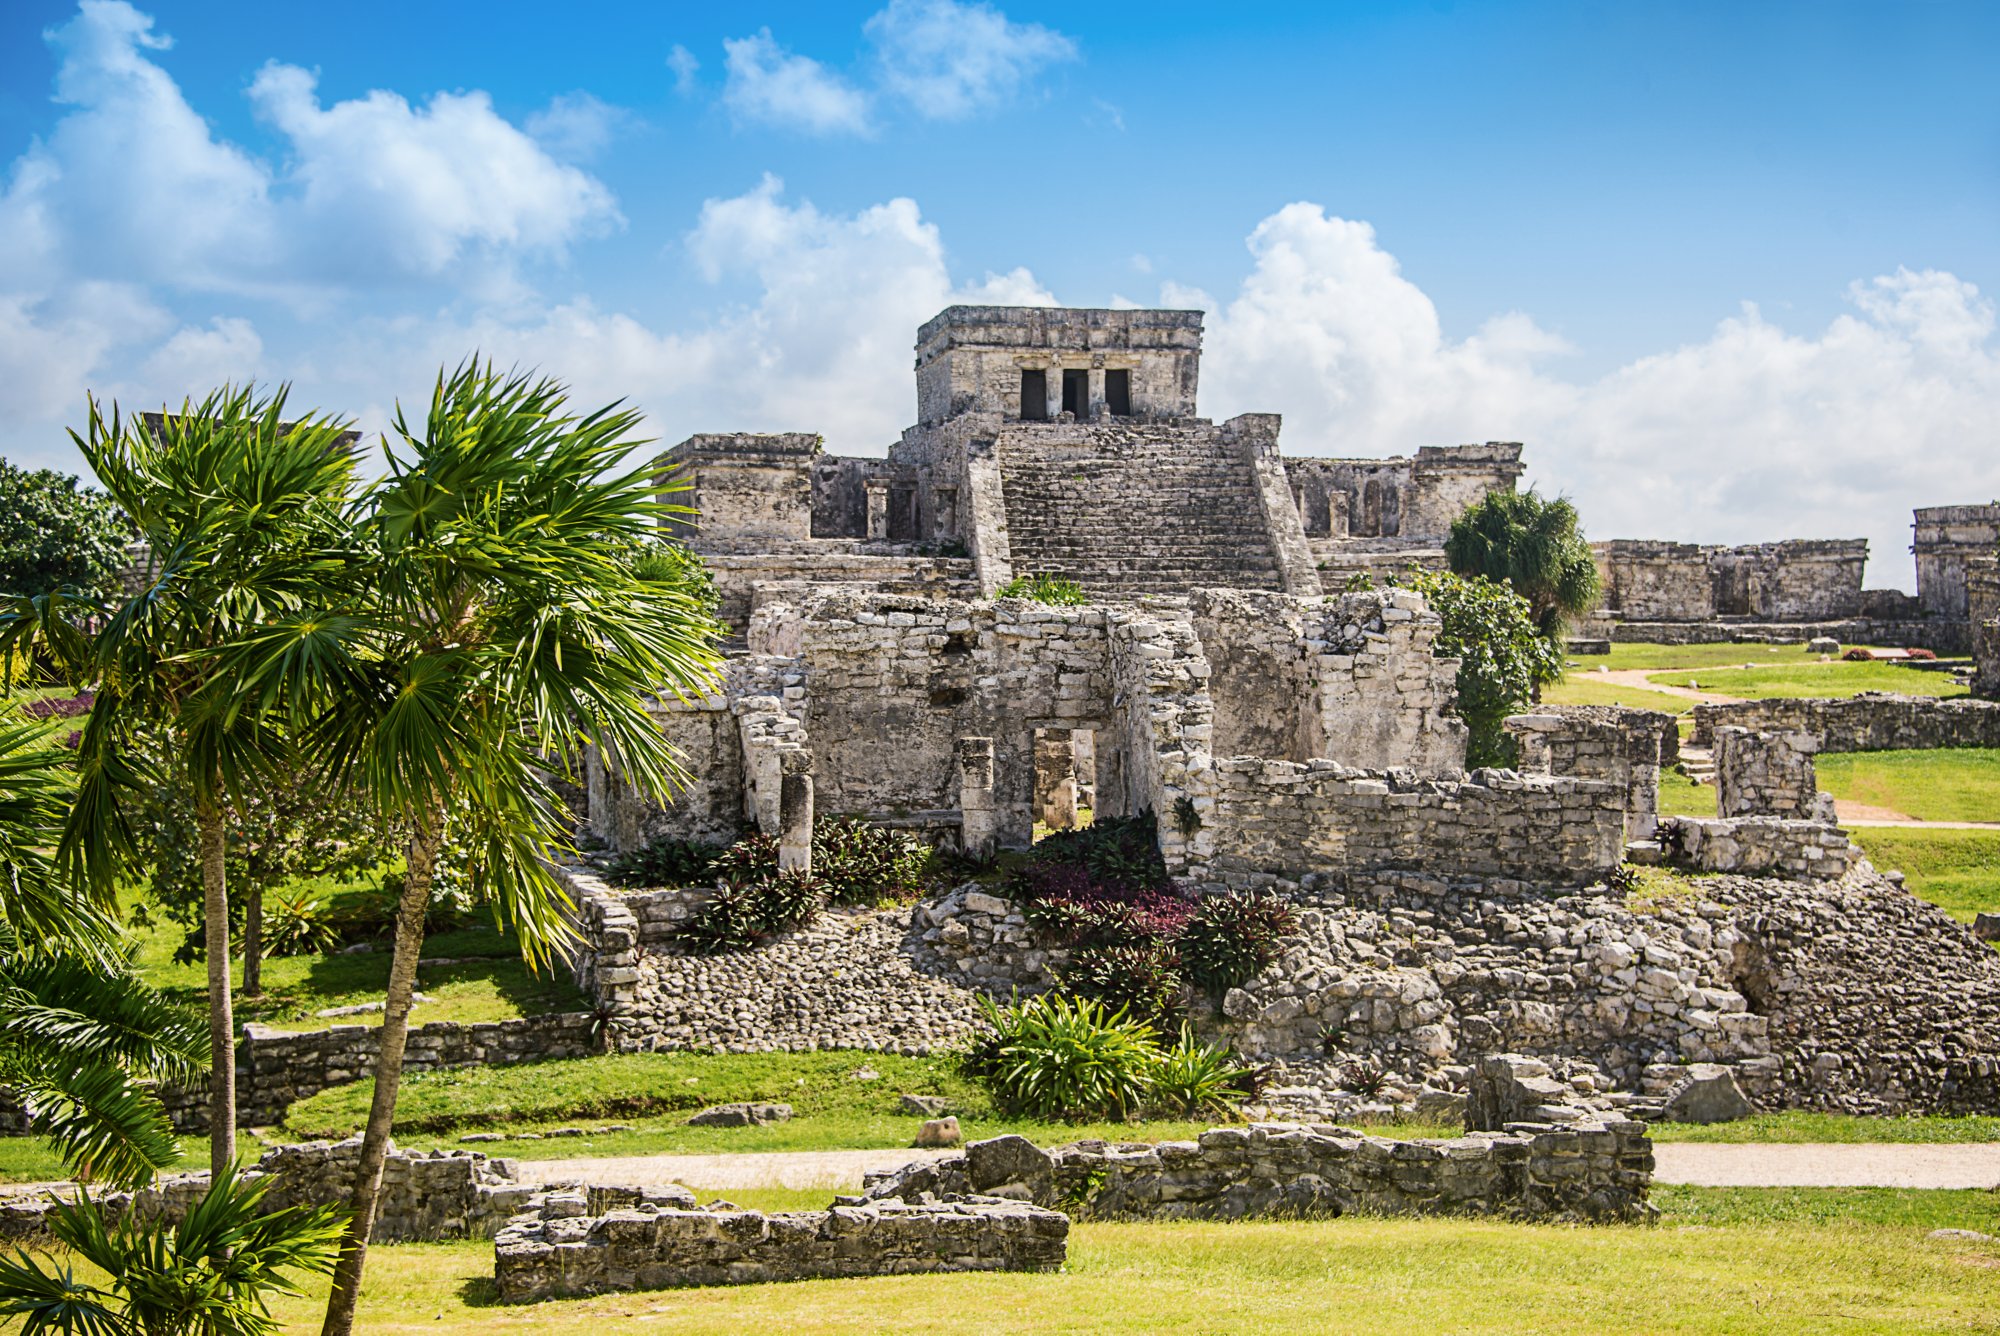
1505;705;1671;840
1592;539;1867;622
866;1122;1654;1225
585;694;744;850
1659;816;1860;881
1283;444;1522;543
659;434;817;544
0;1140;534;1247
1193;762;1627;889
1690;694;2000;751
1914;503;2000;618
157;1014;598;1131
494;1190;1069;1301
1712;727;1831;821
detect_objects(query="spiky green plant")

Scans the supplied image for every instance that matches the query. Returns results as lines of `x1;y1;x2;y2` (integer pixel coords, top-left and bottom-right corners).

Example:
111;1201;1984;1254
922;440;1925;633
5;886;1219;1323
970;992;1161;1122
0;1165;345;1335
1148;1029;1260;1117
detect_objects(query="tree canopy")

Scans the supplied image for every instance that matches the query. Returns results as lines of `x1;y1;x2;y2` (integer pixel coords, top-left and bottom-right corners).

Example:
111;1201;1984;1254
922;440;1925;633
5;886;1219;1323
0;459;129;600
1444;489;1601;640
1402;568;1564;768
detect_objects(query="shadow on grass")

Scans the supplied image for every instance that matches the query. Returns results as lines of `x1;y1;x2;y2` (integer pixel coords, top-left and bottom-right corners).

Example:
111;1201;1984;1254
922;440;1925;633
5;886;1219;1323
457;1276;503;1308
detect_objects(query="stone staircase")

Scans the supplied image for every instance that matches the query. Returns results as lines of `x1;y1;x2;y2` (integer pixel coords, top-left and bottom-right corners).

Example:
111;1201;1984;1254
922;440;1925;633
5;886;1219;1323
994;422;1285;597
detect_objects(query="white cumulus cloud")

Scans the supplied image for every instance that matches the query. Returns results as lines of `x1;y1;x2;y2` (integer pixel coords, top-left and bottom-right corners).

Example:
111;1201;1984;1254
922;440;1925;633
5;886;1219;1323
1186;204;2000;588
0;0;620;304
721;30;873;136
865;0;1077;119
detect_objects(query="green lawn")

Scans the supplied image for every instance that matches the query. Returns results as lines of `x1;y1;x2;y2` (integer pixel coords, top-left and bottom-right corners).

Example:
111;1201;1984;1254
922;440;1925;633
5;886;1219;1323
1598;641;1856;671
1647;661;1970;701
1817;749;2000;823
1850;826;2000;922
1647;1111;2000;1143
1542;675;1697;715
127;876;586;1033
229;1190;2000;1333
1657;768;1716;817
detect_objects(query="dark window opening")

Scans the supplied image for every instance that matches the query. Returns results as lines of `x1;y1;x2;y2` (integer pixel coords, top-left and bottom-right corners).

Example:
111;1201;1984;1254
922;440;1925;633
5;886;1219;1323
1104;369;1131;417
1061;369;1088;418
1020;369;1047;421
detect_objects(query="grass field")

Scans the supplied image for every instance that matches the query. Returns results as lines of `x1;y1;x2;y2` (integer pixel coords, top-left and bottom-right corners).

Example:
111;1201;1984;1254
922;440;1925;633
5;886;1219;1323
214;1188;2000;1333
1646;661;1970;701
1849;826;2000;922
127;878;586;1033
1817;748;2000;823
1593;643;1874;671
1542;675;1698;715
1657;768;1716;817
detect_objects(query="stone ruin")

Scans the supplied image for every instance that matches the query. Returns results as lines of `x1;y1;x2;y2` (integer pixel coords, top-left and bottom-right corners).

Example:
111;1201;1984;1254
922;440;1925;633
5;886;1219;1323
494;1061;1651;1303
555;303;2000;1123
1584;504;2000;655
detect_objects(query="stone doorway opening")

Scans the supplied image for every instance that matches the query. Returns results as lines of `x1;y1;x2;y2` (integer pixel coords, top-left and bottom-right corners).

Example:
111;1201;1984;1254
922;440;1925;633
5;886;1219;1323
1031;726;1097;841
1061;369;1088;419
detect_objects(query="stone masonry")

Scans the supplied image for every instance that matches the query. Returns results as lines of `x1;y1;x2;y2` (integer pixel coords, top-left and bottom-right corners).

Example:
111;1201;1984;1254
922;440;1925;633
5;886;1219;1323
1711;726;1835;822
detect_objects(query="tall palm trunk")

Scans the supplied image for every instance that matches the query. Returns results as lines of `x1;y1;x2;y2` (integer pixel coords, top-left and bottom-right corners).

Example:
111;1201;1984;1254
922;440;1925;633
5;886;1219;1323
196;792;235;1179
320;801;443;1336
242;884;263;998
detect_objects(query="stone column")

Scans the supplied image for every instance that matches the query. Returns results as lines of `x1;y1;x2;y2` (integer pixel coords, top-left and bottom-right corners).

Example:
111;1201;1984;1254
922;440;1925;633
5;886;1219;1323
864;479;890;541
777;750;813;874
957;737;997;859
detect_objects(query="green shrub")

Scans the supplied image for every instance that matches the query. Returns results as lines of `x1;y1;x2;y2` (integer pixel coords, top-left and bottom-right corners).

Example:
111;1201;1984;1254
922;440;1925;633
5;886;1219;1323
967;993;1160;1121
1057;941;1185;1026
607;835;727;889
667;869;821;955
261;892;343;958
996;572;1089;606
1023;811;1169;893
1149;1030;1262;1117
1176;891;1298;995
713;832;779;885
810;817;935;905
1400;568;1564;768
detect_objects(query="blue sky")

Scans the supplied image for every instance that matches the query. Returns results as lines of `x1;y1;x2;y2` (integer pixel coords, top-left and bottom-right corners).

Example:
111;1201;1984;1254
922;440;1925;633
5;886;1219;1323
2;0;1997;586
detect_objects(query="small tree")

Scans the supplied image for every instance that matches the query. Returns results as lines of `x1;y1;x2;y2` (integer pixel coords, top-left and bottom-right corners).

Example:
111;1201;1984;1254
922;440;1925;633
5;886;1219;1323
0;388;363;1179
0;459;128;600
1403;569;1563;768
1444;490;1601;642
305;362;724;1335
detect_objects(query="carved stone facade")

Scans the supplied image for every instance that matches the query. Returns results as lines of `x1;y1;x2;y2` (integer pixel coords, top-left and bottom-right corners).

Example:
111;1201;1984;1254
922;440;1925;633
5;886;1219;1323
657;305;1518;621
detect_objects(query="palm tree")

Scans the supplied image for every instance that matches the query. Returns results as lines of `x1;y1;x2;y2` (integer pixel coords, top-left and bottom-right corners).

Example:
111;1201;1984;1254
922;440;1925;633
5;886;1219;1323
309;362;722;1336
1444;489;1603;642
0;388;363;1177
0;716;204;1189
0;1163;345;1335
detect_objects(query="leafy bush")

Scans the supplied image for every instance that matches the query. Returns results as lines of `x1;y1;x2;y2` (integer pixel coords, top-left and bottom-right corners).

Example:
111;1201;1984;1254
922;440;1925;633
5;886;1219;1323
713;832;779;885
996;572;1089;606
1149;1030;1262;1116
607;835;726;889
1021;883;1194;950
262;892;344;958
1057;940;1185;1025
1176;891;1298;995
19;690;93;720
1022;811;1169;894
0;458;129;599
810;816;935;906
967;993;1159;1122
1401;568;1564;768
667;869;821;955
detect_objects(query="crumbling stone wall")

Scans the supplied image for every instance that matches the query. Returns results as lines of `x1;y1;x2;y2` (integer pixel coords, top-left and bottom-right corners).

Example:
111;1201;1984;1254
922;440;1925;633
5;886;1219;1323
494;1188;1068;1302
1592;539;1867;622
0;1140;533;1247
1690;694;2000;751
1194;764;1626;889
1284;444;1523;542
1914;503;2000;618
913;305;1202;427
1712;727;1832;821
153;1014;597;1132
1504;705;1672;840
1189;587;1464;774
1658;816;1860;881
865;1122;1653;1226
659;433;818;544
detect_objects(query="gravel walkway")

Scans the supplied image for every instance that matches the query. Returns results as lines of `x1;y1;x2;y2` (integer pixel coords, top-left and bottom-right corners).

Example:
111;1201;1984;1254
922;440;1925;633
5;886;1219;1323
516;1141;2000;1193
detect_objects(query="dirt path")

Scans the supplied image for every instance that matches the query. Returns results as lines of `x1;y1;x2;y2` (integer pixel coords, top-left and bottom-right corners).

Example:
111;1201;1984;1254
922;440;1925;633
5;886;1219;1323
517;1141;2000;1193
